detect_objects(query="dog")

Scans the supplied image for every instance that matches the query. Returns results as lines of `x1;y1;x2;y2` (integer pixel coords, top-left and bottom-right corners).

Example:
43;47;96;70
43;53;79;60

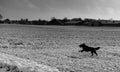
78;43;100;56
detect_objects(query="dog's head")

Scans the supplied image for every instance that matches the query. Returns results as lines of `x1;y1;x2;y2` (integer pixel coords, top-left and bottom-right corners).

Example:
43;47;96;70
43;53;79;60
79;43;86;48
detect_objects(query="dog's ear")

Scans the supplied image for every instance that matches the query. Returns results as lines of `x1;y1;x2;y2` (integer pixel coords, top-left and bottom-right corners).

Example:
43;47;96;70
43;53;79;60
82;43;86;45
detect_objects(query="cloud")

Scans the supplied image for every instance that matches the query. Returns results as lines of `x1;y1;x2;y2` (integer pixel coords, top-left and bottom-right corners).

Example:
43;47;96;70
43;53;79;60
1;0;120;20
92;0;120;19
21;0;38;9
0;6;6;18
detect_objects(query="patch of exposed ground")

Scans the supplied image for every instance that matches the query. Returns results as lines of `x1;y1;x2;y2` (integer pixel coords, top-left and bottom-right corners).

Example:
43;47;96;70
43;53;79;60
0;52;59;72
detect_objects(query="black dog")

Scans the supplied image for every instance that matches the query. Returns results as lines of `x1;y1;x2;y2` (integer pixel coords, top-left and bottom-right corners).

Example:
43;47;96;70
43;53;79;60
78;43;100;56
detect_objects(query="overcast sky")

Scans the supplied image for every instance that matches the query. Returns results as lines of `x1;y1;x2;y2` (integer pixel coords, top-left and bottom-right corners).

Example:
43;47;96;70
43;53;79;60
0;0;120;20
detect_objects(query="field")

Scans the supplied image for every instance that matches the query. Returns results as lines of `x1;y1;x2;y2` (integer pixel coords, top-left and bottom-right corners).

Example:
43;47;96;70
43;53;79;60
0;24;120;72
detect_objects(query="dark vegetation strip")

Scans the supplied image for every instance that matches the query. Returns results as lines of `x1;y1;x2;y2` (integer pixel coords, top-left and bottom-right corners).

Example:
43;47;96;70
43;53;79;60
1;16;120;27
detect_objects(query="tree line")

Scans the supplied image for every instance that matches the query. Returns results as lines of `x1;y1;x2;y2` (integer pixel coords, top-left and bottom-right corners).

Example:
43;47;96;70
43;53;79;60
0;14;120;26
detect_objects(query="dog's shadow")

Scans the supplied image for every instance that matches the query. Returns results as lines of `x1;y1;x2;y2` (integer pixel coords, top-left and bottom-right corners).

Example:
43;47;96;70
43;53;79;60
67;52;98;59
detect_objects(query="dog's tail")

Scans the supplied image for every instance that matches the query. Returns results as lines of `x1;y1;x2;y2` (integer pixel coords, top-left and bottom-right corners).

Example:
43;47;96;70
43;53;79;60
95;47;100;50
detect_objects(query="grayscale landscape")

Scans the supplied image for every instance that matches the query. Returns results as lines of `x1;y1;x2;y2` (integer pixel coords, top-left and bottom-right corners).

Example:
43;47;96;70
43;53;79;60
1;0;120;72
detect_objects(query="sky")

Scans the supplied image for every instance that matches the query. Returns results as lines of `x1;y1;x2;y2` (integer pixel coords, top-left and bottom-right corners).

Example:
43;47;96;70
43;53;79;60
0;0;120;20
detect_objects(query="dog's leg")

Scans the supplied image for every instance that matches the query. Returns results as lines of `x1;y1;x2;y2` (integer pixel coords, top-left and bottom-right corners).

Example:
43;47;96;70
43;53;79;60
80;50;84;52
94;51;98;56
91;51;94;56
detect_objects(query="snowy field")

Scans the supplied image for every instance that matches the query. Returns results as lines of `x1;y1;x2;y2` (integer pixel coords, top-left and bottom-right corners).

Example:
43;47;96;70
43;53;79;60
0;24;120;72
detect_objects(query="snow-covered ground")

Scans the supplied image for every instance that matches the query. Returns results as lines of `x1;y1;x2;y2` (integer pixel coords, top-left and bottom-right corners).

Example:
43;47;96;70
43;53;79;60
0;24;120;72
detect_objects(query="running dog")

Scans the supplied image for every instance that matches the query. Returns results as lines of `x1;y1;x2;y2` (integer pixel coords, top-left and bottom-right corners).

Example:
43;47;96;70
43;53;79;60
78;43;100;56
